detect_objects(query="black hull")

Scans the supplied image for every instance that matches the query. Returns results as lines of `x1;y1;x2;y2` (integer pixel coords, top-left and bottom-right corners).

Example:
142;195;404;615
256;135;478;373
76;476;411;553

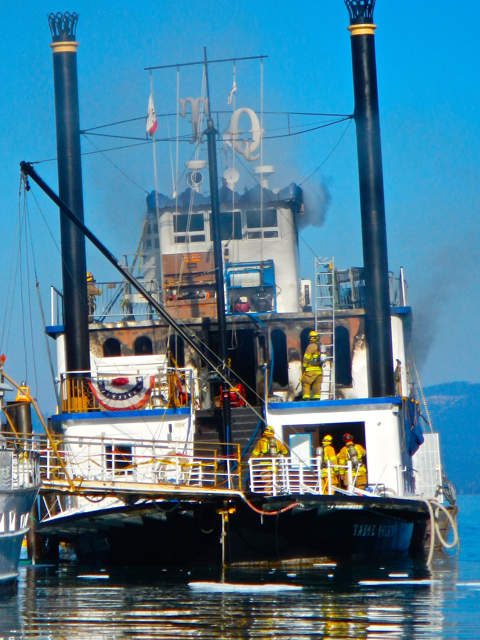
0;487;39;588
38;494;429;568
228;494;428;565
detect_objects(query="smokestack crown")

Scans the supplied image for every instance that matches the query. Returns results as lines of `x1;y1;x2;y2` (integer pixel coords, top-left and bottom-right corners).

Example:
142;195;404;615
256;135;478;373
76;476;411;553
344;0;376;24
48;12;79;42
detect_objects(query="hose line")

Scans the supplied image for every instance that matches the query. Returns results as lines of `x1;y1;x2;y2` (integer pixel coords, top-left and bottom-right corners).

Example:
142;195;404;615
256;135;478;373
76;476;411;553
417;497;459;565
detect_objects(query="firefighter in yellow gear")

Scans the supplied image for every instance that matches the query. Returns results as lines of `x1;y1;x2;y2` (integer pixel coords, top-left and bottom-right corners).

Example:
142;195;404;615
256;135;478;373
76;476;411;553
320;434;339;493
302;330;323;400
87;272;102;319
252;425;288;458
338;433;367;489
251;426;288;494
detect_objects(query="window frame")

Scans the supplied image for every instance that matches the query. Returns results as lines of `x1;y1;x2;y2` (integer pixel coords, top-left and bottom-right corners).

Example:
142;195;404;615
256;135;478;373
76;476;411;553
246;208;279;240
173;211;207;244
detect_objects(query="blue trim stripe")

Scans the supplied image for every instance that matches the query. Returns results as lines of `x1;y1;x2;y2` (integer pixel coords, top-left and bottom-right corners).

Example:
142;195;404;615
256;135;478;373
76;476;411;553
52;407;190;423
268;397;403;411
391;306;411;315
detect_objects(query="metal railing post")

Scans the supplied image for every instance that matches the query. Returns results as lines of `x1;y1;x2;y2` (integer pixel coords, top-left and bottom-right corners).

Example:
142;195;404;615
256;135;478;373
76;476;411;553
316;454;322;492
400;267;407;306
227;458;232;489
347;461;353;493
237;444;241;489
284;457;290;494
101;435;105;481
272;458;277;496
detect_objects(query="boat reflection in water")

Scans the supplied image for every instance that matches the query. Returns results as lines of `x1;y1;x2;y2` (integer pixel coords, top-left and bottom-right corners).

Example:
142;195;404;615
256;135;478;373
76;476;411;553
2;550;478;639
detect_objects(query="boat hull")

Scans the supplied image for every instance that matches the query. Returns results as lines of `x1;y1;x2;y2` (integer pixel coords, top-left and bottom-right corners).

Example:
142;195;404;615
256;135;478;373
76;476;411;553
228;494;428;566
38;494;429;568
0;487;38;589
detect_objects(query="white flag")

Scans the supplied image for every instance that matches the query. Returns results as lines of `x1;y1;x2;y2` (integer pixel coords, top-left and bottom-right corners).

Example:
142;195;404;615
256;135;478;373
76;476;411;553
146;93;158;136
227;80;237;105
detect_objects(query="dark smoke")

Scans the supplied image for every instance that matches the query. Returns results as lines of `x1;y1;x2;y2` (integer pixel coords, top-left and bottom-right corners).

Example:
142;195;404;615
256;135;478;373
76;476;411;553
410;239;475;368
297;180;331;230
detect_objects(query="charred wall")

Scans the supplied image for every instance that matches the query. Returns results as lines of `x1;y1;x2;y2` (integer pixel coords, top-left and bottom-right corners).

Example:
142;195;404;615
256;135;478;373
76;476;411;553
87;311;367;403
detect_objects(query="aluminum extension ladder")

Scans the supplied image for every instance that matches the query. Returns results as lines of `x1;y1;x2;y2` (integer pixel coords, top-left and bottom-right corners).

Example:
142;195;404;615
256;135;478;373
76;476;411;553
314;258;335;400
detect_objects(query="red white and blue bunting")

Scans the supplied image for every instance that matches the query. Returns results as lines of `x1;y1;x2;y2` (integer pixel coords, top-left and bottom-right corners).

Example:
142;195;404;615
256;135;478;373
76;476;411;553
88;375;155;411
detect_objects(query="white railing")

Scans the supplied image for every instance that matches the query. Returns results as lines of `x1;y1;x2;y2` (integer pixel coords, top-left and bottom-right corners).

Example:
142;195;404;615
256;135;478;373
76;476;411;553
248;456;357;496
334;269;408;310
0;448;40;490
50;280;163;325
40;435;241;491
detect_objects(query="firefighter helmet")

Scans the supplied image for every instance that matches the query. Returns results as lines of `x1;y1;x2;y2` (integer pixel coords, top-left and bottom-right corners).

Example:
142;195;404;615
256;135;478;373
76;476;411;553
87;272;93;281
322;434;333;444
264;425;275;435
309;330;319;341
343;433;354;443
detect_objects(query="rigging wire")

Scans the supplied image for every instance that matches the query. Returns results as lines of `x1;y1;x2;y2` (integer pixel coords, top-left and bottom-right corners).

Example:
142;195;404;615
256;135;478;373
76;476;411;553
264;117;351;140
30;189;62;256
233;150;321;262
80;117;349;143
0;179;22;353
31;116;350;165
260;58;264;265
22;186;39;396
230;116;353;261
4;231;22;357
176;67;180;203
83;132;192;142
299;118;353;186
30;185;92;323
24;187;68;405
17;186;28;382
171;66;207;320
81;110;353;133
81;135;149;194
21;101;351;412
409;346;434;434
31;140;155;165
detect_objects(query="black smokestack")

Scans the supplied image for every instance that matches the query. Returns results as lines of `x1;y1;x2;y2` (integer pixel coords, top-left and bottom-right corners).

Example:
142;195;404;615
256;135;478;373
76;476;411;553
48;12;90;375
344;0;394;397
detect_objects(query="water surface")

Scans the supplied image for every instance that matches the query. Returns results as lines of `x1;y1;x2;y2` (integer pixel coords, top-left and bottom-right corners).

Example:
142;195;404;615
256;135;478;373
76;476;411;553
1;495;478;639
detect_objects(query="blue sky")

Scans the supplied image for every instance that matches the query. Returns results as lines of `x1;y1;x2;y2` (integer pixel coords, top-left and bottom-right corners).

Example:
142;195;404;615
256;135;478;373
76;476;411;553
0;1;479;412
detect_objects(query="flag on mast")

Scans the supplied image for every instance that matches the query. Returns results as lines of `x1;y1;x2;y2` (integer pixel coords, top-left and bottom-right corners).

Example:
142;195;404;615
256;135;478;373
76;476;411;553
146;93;158;136
227;80;237;105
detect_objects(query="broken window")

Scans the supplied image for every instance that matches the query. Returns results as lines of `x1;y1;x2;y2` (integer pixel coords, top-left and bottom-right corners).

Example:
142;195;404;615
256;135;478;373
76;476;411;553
134;336;153;355
173;212;206;243
246;208;279;239
103;338;121;357
271;329;288;388
219;211;242;240
335;326;352;386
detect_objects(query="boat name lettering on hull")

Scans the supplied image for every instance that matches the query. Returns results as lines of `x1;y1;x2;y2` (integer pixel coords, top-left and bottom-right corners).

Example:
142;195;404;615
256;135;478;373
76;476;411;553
353;524;395;538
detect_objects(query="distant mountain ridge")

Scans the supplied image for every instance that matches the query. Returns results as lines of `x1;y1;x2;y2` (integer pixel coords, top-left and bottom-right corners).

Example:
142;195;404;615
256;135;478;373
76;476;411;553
423;381;480;494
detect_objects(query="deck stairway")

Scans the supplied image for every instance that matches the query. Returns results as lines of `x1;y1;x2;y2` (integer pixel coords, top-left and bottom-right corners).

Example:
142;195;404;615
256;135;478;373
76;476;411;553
194;406;263;460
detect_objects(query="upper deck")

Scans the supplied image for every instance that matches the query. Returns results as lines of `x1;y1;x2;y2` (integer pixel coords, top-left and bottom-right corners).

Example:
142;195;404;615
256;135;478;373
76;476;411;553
48;267;408;327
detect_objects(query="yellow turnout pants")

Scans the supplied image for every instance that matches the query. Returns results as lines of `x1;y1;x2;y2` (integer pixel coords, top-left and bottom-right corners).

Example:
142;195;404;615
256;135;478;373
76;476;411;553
302;370;323;400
